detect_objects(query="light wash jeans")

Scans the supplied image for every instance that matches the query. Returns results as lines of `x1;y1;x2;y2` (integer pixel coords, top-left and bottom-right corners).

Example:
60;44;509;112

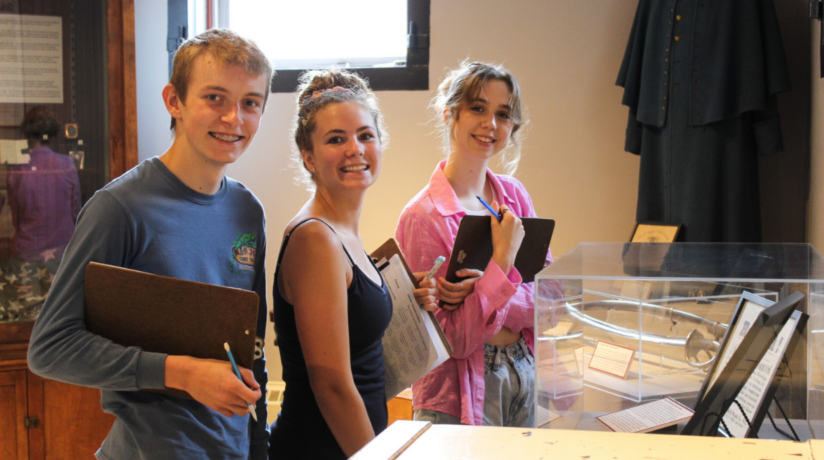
413;336;535;427
482;336;535;427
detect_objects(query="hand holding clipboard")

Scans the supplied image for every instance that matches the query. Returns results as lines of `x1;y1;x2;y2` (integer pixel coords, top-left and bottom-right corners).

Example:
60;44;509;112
440;203;555;308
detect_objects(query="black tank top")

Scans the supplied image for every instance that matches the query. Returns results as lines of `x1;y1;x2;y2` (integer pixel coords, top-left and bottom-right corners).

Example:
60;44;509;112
269;219;392;460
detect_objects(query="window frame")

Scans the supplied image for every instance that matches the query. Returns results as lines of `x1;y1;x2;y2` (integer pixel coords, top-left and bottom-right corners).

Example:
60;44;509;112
168;0;429;92
266;0;430;92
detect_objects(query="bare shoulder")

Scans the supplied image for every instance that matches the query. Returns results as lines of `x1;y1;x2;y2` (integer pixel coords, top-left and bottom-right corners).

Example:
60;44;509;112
283;219;344;264
280;218;351;309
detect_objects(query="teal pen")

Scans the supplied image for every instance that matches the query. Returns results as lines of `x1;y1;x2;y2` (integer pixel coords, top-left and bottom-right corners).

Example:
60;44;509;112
223;342;258;422
423;256;446;281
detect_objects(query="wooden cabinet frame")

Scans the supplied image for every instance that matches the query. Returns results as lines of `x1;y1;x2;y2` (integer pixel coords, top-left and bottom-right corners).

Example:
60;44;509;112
108;0;139;179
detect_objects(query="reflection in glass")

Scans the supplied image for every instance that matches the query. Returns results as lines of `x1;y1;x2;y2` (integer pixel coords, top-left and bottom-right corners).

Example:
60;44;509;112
0;107;79;322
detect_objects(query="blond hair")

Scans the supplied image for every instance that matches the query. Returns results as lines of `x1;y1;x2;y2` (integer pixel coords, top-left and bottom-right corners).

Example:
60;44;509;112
169;29;273;131
291;68;387;190
433;60;527;175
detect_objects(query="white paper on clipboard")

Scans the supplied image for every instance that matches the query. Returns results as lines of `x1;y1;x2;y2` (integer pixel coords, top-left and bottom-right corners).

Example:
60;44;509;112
378;254;451;400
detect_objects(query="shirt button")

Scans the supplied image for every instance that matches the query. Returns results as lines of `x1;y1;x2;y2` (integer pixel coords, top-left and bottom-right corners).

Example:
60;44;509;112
677;15;682;20
662;106;666;110
675;36;680;42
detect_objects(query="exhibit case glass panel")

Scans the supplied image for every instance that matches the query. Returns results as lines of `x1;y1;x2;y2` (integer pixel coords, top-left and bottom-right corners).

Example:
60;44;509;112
0;1;110;324
534;243;824;436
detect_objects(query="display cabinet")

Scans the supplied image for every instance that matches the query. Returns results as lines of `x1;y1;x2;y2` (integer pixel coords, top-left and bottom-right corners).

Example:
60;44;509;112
534;243;824;436
0;0;137;458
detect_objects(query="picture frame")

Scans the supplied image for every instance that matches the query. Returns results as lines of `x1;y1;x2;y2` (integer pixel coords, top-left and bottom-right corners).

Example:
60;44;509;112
719;309;808;438
629;222;682;243
681;291;804;436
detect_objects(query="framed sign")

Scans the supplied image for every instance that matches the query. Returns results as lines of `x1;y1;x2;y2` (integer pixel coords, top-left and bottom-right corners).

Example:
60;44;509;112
681;291;804;436
630;222;682;243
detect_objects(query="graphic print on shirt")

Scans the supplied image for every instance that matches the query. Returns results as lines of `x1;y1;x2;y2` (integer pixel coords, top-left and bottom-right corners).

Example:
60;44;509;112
230;232;257;274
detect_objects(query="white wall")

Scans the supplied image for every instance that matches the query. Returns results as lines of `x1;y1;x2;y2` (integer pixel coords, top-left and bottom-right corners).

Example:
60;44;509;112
135;0;173;161
135;0;642;382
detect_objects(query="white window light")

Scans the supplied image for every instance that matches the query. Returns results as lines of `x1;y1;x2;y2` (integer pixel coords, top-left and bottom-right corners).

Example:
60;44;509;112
227;0;408;70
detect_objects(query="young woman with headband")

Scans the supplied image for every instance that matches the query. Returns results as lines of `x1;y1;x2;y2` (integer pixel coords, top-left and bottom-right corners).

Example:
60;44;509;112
269;69;437;459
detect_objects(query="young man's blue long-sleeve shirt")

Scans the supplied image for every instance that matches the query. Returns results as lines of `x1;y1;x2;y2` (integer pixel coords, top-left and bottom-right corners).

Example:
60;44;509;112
27;157;269;460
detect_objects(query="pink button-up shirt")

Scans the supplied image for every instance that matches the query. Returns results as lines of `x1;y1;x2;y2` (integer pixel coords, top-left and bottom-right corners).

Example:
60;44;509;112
395;161;552;425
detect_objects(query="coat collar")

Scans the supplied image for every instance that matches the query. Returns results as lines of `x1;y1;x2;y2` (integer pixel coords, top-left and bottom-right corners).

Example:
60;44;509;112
429;160;513;217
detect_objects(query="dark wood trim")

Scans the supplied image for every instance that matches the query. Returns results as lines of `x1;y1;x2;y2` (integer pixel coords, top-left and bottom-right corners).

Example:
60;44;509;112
26;371;45;460
0;321;34;345
107;0;139;180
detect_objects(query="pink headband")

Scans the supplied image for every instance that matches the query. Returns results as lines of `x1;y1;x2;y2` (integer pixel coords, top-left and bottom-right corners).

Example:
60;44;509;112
310;86;353;99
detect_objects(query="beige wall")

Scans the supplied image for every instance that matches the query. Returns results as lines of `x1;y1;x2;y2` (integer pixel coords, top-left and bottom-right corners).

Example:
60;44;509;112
138;1;643;382
811;19;824;253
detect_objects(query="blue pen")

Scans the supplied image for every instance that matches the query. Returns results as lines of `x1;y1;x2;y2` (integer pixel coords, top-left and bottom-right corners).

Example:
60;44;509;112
476;196;502;222
224;342;258;422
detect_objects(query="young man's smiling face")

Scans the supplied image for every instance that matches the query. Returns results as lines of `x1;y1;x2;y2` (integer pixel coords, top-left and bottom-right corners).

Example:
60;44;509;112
167;54;269;167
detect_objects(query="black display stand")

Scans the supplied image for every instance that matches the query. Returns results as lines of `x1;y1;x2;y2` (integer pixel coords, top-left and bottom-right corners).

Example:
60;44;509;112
681;291;804;436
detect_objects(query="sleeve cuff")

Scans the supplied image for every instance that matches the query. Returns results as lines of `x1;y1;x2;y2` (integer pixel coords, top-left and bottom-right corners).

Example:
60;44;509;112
753;116;783;155
482;259;521;300
135;351;168;390
625;126;642;154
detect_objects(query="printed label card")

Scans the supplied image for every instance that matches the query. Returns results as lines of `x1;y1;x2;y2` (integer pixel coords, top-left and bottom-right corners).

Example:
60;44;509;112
597;397;694;433
536;405;563;428
588;341;635;379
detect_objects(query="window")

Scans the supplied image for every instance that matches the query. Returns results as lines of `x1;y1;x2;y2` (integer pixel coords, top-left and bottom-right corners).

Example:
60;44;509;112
168;0;430;92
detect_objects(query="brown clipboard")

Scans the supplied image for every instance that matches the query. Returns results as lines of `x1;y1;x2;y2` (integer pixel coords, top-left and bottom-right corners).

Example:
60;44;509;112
370;239;452;357
84;262;259;399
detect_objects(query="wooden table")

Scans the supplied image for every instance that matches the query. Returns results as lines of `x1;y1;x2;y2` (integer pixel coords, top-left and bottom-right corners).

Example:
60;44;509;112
353;421;817;460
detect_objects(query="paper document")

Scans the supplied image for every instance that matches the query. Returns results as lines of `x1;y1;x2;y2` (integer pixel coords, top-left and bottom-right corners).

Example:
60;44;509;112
536;406;562;428
707;300;767;392
721;312;800;437
379;254;451;400
597;397;694;433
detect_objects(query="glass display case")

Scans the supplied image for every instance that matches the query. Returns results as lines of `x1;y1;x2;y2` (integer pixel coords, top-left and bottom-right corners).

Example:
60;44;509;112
0;0;137;324
534;243;824;436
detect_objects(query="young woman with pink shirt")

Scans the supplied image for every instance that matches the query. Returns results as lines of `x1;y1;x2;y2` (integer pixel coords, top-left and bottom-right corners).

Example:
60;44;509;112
395;61;550;427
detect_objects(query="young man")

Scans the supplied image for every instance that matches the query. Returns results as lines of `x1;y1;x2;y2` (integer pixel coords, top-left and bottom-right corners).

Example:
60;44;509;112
27;29;272;460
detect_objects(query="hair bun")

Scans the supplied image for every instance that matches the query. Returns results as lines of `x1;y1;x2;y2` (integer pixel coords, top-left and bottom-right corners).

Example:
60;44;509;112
297;69;371;109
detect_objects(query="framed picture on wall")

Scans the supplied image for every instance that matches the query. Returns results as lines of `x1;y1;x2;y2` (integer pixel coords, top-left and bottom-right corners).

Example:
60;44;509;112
629;222;682;243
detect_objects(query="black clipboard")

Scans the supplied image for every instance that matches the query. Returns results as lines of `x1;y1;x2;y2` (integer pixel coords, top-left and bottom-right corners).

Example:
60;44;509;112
441;216;555;307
